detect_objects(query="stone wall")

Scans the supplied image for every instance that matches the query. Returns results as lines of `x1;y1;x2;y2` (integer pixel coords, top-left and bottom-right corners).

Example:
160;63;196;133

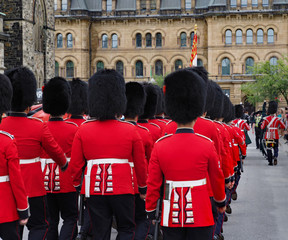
0;15;5;73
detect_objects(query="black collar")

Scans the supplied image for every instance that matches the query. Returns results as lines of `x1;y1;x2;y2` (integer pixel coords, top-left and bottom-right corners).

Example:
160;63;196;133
137;119;149;123
70;115;84;119
155;116;164;119
176;128;194;134
9;112;27;117
127;120;137;125
49;118;63;122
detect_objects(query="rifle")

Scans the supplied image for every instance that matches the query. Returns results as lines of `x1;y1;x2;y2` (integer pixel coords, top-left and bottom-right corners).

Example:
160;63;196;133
154;198;162;240
78;194;85;226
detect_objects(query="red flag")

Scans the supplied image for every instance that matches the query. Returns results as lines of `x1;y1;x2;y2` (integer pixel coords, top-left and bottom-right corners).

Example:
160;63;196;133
189;34;197;67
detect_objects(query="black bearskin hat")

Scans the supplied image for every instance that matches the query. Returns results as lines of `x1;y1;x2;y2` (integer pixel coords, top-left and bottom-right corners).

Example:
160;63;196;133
186;66;208;84
125;82;146;119
204;80;215;114
67;78;88;115
268;101;278;115
5;67;36;112
139;83;158;119
43;77;71;116
208;82;224;120
0;74;13;115
234;104;244;119
164;69;206;124
154;85;164;115
223;95;234;123
88;69;126;120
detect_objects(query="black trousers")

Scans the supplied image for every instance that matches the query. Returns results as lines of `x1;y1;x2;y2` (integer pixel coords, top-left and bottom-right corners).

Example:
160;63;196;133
162;226;213;240
46;192;78;240
20;195;49;240
0;221;20;240
87;194;135;240
266;139;279;164
255;128;261;149
134;194;150;240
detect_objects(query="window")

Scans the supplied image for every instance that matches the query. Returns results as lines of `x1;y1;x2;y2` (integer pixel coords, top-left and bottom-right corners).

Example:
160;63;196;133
136;33;142;48
97;61;104;72
155;60;163;76
222;58;230;75
55;61;59;77
54;0;57;10
241;0;247;7
225;30;232;45
223;89;230;98
270;57;278;66
262;0;268;7
150;0;156;10
236;29;242;44
245;57;254;74
231;0;237;7
175;60;183;70
268;29;274;44
252;0;258;7
140;0;146;11
246;29;253;44
102;34;108;48
197;59;203;66
112;34;118;48
180;32;187;47
146;33;152;47
66;61;74;78
156;33;162;47
67;33;73;48
57;34;63;48
136;61;143;77
62;0;67;11
185;0;192;9
257;29;263;44
190;32;195;47
116;61;124;76
107;0;112;11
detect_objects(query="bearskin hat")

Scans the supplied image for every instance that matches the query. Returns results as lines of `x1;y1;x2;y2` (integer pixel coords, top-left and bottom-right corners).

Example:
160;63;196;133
186;66;208;84
67;78;88;115
0;74;13;115
204;80;215;114
43;77;71;116
88;69;126;120
139;83;158;119
268;101;278;115
164;69;206;124
124;82;146;119
154;85;165;115
223;95;234;123
5;67;36;112
235;104;244;118
208;82;224;120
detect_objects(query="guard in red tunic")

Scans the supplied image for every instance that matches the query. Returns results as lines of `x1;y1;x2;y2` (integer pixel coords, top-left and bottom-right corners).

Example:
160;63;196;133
0;67;67;240
41;77;79;240
0;74;29;240
261;101;285;166
69;69;147;240
146;69;226;240
233;105;251;143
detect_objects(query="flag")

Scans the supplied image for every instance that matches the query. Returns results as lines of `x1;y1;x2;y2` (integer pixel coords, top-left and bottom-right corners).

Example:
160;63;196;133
189;33;197;67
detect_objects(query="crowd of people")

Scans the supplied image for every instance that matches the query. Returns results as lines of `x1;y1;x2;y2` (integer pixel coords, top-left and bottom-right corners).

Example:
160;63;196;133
0;65;285;240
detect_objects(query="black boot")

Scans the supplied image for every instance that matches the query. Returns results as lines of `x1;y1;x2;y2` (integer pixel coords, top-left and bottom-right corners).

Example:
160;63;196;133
232;192;237;201
224;213;228;222
274;158;277;165
225;204;232;214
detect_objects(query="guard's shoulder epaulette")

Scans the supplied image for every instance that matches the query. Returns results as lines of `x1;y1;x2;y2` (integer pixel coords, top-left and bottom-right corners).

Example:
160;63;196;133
167;120;173;125
81;119;97;125
156;134;173;143
149;122;161;129
65;121;78;127
0;130;14;140
195;133;213;142
137;124;150;132
28;116;43;123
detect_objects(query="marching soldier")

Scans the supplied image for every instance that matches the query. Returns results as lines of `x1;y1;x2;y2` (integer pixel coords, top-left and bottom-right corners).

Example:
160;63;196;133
69;69;147;240
0;67;68;240
233;105;251;144
146;69;226;240
0;74;29;240
41;77;79;240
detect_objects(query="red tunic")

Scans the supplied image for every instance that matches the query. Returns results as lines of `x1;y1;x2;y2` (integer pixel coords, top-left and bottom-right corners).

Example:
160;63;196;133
138;120;162;143
0;113;67;197
261;115;286;139
41;118;78;193
149;118;167;136
146;128;226;228
64;116;86;127
69;119;147;197
0;131;29;224
163;120;177;135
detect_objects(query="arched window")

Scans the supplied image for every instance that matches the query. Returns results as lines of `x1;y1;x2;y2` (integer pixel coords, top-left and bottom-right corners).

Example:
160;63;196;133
57;34;63;48
136;33;142;48
116;61;124;76
257;29;263;44
102;34;108;48
67;33;73;48
270;57;278;66
190;32;195;47
241;0;247;7
225;30;232;45
175;60;183;71
97;61;104;72
150;0;156;10
252;0;258;7
245;57;254;74
231;0;237;7
268;29;274;44
55;61;59;77
180;32;187;47
66;61;74;78
54;0;57;10
246;29;253;44
155;60;163;76
156;33;162;47
107;0;112;11
112;34;118;48
140;0;146;11
262;0;268;7
236;29;242;44
222;58;230;75
146;33;152;47
185;0;192;9
62;0;67;11
136;61;143;77
197;59;203;66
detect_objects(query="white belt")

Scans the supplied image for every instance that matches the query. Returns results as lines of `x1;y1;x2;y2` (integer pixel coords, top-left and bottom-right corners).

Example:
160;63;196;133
166;178;207;188
233;144;238;146
268;128;277;130
0;175;10;183
40;157;71;171
85;158;133;198
20;157;41;165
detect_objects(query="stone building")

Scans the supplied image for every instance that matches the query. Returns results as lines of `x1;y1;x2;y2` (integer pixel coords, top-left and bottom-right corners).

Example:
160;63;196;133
0;12;8;74
54;0;288;104
1;0;55;87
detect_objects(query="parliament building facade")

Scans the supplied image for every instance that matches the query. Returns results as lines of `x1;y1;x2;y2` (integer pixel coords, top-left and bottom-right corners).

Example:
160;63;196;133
54;0;288;104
